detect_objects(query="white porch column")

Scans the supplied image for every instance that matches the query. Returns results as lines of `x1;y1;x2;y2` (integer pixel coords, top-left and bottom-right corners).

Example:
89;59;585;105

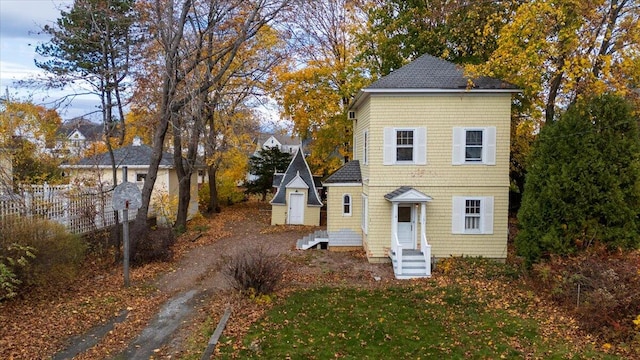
420;202;426;242
391;202;398;243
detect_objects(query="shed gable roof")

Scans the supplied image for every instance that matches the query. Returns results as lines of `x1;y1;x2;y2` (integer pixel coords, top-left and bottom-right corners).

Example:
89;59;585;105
271;149;322;206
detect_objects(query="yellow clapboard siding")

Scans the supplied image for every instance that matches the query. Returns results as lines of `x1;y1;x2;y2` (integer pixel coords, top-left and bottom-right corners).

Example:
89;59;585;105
345;92;512;262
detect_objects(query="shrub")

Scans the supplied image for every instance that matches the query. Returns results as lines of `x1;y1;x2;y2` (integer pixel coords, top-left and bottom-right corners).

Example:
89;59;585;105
223;245;285;295
129;221;175;265
0;216;86;298
532;250;640;344
151;189;178;226
216;178;246;205
0;244;35;300
198;183;210;213
516;94;640;265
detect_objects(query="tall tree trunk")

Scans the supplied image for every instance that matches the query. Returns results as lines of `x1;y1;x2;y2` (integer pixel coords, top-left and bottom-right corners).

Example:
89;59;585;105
207;164;221;213
134;0;191;228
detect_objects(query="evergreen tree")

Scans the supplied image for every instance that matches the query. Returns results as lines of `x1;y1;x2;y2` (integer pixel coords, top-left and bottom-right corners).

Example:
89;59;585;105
516;94;640;265
246;146;292;201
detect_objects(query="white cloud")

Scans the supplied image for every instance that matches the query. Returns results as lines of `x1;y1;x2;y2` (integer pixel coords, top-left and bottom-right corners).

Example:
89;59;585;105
0;0;99;120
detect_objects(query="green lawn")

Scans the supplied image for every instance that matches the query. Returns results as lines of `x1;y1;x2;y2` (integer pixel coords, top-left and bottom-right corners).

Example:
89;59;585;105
216;285;617;359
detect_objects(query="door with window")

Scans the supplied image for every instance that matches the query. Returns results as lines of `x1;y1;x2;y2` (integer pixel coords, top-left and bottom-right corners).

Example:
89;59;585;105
397;205;415;248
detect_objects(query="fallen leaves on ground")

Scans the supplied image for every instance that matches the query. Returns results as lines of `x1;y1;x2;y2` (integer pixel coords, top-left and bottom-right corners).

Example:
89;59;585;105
2;201;635;359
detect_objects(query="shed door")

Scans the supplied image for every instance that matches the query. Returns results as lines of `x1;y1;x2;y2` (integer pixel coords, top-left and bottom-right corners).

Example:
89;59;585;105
289;193;305;225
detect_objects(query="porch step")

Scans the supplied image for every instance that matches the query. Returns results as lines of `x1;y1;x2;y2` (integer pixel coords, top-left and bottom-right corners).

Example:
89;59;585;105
390;249;431;279
296;230;329;250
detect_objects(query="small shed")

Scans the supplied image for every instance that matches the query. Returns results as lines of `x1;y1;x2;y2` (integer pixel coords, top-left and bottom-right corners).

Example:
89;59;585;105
270;149;322;225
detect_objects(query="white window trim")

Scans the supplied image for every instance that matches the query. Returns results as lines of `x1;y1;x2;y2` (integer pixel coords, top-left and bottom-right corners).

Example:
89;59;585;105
452;127;496;165
383;127;427;165
342;193;352;216
361;194;368;234
452;196;494;235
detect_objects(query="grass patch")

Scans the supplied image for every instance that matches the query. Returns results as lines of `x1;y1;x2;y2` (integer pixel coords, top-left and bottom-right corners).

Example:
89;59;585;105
217;285;619;359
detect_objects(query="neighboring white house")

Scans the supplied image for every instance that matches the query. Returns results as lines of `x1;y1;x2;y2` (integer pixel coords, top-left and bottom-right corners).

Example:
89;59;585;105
247;133;302;183
255;133;301;155
61;137;201;223
52;117;104;158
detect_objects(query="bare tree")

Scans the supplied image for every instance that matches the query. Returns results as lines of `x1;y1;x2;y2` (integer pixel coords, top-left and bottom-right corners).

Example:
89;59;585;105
134;0;291;231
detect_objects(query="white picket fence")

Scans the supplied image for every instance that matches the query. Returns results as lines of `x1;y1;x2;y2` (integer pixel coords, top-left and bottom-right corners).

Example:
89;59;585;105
0;183;137;235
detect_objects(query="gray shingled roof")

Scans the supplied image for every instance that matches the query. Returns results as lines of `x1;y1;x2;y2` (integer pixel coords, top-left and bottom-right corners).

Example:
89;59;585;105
272;173;283;188
67;144;174;167
367;54;518;90
271;149;322;206
58;117;104;140
384;186;415;200
323;160;361;184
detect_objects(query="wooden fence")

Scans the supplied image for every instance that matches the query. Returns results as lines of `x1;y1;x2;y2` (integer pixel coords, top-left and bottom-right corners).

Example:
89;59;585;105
0;183;137;235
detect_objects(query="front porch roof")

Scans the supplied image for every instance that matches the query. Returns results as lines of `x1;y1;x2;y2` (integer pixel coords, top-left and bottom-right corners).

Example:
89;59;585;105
384;186;433;203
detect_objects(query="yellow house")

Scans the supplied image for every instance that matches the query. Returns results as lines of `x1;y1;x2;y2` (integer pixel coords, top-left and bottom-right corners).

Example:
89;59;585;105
61;138;200;223
321;54;520;278
271;148;322;226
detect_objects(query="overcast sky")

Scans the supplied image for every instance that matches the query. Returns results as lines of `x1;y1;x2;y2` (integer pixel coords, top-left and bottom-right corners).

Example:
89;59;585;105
0;0;100;120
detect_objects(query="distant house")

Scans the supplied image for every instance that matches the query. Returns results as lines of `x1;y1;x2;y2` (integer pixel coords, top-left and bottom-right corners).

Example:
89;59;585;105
255;133;301;155
247;133;302;183
53;117;104;158
298;54;519;279
271;149;322;226
61;137;201;222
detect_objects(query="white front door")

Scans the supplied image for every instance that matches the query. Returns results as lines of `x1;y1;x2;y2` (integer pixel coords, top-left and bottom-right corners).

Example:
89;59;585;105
397;205;415;248
289;192;305;224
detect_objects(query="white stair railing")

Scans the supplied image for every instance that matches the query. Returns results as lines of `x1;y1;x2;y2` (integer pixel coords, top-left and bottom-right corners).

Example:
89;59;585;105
421;233;431;276
392;233;403;275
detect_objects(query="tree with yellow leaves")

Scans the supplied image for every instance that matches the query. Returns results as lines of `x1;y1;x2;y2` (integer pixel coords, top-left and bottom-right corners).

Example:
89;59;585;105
0;99;64;188
471;0;640;123
274;0;368;176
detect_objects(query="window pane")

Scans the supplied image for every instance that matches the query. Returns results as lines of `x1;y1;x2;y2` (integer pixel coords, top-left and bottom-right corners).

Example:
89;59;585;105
398;207;411;222
466;130;482;145
465;200;480;213
396;147;413;161
465;146;482;161
465;216;480;230
396;131;413;145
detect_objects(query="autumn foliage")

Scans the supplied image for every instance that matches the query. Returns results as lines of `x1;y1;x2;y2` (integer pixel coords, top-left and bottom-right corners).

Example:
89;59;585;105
0;216;86;300
532;249;640;345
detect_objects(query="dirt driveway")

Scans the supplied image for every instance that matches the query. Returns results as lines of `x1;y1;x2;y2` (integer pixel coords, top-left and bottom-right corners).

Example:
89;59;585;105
53;201;392;359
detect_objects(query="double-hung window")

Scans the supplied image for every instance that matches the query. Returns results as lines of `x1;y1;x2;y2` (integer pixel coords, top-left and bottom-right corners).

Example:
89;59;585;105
343;194;352;216
452;127;496;165
396;130;414;162
383;127;427;165
465;130;483;162
452;196;494;234
464;199;481;230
